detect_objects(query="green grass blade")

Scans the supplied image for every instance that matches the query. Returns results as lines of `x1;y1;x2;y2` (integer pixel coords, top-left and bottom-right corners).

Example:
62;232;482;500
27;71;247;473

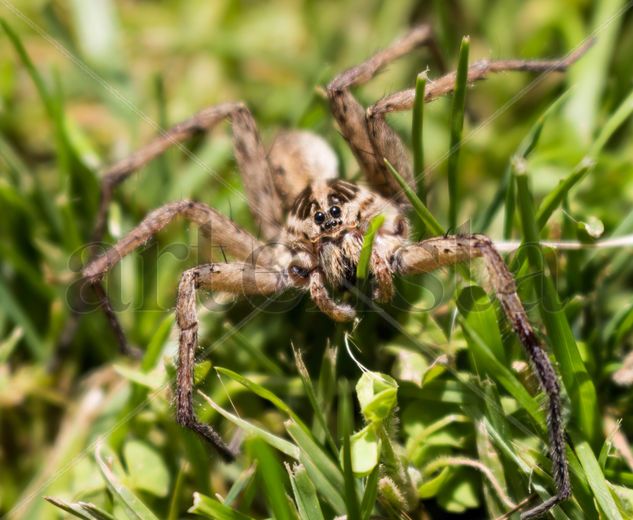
0;135;31;186
0;20;66;239
360;466;380;520
474;91;571;233
52;73;99;229
457;285;506;363
94;444;159;520
538;69;633;232
515;171;599;444
563;0;626;141
2;17;98;246
0;241;54;300
224;465;257;507
447;35;470;230
285;420;344;489
166;462;187;520
483;418;591;518
412;73;427;210
189;492;255;520
141;315;174;371
0;327;22;363
477;384;591;518
502;172;517;239
290;456;345;515
561;198;582;294
588;85;633;157
535;158;594;230
288;464;325;520
356;214;385;280
198;390;300;459
570;431;623;520
76;503;116;520
249;437;298;520
458;318;544;424
285;420;346;514
152;73;172;185
605;470;633;488
215;366;310;432
0;276;46;361
48;500;115;520
43;497;94;520
338;380;361;520
384;159;443;236
292;344;339;456
225;325;284;375
468;407;510;517
0;19;54;117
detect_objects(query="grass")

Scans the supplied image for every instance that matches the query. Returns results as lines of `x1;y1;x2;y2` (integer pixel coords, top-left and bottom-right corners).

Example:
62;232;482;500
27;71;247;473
2;1;633;519
447;35;469;231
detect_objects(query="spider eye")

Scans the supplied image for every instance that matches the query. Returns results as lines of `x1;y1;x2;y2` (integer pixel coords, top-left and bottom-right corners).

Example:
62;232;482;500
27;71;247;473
329;205;341;218
314;211;326;224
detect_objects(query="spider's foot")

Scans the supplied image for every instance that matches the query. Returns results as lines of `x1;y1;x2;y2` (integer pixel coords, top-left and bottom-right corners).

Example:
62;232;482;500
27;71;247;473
189;420;238;463
121;343;143;360
177;411;238;462
326;302;356;322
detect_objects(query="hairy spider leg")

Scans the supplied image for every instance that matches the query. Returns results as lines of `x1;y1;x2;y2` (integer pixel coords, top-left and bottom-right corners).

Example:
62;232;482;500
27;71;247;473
394;234;570;519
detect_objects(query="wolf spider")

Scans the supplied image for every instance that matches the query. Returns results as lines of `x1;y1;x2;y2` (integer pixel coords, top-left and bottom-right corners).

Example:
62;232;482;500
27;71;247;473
82;25;590;519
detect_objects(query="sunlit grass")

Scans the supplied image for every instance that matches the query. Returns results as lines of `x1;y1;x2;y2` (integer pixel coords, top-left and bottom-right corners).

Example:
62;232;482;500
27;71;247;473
2;1;633;519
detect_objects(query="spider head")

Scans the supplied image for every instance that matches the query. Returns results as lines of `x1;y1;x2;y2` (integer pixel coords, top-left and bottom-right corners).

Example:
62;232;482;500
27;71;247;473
287;180;361;242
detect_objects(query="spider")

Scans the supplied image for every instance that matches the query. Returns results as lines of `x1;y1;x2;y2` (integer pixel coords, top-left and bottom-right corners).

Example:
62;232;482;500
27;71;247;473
81;25;590;519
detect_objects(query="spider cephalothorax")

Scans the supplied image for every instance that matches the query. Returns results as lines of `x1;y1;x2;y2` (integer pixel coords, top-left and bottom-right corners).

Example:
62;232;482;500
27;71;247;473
282;179;407;318
80;25;592;519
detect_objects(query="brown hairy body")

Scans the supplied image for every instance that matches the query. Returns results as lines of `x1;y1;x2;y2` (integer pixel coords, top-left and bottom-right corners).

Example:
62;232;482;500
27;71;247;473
79;26;593;519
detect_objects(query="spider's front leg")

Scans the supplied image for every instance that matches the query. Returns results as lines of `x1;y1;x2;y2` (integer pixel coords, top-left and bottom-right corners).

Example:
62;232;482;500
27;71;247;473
393;234;570;520
308;270;356;322
60;101;283;359
368;228;409;303
307;250;393;320
369;249;395;303
176;263;291;459
82;200;273;355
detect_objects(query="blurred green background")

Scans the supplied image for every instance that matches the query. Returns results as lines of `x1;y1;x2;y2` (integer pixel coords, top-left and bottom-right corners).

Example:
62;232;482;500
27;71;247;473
2;0;633;519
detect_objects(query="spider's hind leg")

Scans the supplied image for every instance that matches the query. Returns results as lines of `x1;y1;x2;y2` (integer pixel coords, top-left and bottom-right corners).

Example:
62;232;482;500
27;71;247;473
394;234;570;519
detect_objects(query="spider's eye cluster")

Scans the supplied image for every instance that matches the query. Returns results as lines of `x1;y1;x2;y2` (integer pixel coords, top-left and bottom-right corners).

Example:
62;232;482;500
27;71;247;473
329;205;341;218
314;211;326;224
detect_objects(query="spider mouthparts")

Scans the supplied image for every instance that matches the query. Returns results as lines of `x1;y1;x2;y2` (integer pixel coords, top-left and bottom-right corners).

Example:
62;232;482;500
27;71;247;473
320;218;343;232
311;223;357;243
